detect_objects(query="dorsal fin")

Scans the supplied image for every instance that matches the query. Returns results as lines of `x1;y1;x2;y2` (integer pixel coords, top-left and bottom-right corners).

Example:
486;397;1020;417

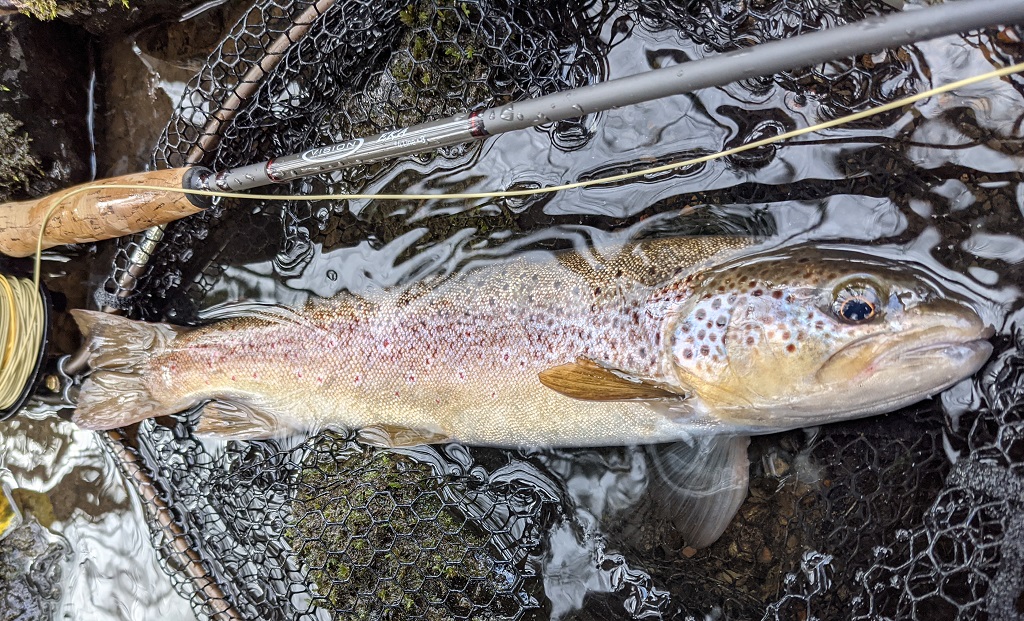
538;358;684;402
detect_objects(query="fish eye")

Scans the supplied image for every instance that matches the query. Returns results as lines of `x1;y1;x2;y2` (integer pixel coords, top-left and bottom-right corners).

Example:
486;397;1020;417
832;281;882;324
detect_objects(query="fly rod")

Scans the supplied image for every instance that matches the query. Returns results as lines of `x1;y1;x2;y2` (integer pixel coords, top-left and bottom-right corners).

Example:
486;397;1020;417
1;0;1023;258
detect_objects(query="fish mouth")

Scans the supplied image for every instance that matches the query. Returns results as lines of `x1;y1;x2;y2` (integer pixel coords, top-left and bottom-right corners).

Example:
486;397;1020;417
893;326;994;362
817;313;995;385
874;322;994;368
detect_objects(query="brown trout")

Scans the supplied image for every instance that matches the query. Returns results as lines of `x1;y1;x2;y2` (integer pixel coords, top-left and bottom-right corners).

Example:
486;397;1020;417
71;237;993;546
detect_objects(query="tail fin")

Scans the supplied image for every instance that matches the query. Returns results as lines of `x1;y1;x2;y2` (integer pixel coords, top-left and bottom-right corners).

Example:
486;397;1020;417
70;310;189;430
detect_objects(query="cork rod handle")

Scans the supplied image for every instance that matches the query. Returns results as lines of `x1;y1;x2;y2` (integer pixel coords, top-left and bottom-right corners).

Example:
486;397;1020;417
0;168;206;258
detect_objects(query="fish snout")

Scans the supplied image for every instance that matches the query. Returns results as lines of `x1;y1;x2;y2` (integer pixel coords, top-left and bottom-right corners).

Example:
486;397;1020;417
892;298;994;373
907;298;994;343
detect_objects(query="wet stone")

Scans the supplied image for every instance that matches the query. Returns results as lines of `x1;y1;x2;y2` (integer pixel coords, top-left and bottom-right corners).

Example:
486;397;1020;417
0;14;90;201
7;0;210;36
0;516;71;621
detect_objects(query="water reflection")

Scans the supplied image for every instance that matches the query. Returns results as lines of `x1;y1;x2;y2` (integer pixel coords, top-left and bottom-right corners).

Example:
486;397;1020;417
0;408;194;620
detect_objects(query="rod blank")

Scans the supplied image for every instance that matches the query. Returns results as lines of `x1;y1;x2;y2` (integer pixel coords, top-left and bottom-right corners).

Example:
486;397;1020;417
206;0;1024;192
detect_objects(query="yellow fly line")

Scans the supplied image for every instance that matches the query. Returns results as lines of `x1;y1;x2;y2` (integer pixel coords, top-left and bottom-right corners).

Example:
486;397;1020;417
0;273;44;410
32;60;1024;287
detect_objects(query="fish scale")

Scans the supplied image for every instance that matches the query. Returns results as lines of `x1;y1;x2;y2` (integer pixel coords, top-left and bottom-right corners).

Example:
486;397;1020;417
70;237;991;449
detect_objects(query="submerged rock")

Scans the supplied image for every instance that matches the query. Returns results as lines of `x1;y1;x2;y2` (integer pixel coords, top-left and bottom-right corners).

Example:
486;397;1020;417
0;515;71;621
2;0;210;36
0;14;90;201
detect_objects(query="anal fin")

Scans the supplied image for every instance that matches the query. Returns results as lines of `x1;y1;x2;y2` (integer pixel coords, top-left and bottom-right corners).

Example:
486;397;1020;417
357;424;450;448
195;397;297;441
539;357;684;402
647;435;751;549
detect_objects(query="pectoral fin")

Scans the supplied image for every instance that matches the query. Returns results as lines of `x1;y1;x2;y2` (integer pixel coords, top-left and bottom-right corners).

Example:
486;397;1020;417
647;435;751;549
195;397;297;440
539;358;684;402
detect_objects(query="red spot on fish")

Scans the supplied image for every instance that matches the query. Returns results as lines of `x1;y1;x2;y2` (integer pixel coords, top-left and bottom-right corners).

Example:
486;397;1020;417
231;375;236;381
772;290;783;299
395;391;400;397
786;344;796;353
746;336;755;345
383;339;390;347
253;372;258;379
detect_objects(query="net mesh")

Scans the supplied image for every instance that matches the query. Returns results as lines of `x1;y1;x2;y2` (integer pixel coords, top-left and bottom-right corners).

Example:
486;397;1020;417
83;0;1024;619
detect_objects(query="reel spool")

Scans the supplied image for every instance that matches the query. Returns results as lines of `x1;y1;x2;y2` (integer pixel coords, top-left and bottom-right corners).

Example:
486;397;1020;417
0;267;51;422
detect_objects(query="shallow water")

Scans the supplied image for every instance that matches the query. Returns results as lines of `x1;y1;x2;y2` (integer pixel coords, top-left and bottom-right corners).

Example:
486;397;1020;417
3;1;1024;620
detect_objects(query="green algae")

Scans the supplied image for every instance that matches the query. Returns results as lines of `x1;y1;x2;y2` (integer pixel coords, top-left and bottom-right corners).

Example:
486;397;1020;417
286;435;513;620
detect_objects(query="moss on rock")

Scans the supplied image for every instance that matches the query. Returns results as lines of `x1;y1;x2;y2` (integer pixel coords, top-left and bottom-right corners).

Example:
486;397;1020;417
12;0;128;21
0;113;41;200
